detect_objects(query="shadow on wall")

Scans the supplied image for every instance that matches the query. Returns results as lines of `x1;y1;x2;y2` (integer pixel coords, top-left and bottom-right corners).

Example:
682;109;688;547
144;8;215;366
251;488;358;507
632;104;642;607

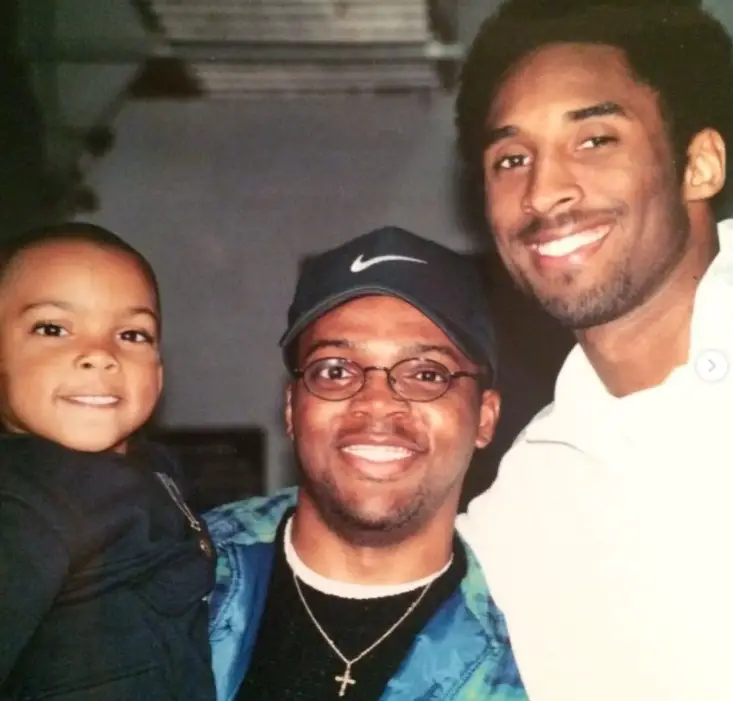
0;1;49;238
460;251;574;508
454;159;574;508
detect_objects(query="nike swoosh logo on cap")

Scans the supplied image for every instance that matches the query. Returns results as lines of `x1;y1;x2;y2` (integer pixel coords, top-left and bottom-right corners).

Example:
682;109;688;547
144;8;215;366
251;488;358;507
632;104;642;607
350;254;427;273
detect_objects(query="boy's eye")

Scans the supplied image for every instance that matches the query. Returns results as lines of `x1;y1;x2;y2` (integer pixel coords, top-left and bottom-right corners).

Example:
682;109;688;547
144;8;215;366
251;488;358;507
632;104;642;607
119;329;155;344
31;322;68;337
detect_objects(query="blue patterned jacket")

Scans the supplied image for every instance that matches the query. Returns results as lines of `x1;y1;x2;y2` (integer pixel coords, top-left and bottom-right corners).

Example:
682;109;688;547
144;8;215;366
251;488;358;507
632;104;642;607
204;488;528;701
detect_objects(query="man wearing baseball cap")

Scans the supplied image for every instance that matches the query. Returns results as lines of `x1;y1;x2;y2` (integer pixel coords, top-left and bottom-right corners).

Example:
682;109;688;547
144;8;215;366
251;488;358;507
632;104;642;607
204;226;527;701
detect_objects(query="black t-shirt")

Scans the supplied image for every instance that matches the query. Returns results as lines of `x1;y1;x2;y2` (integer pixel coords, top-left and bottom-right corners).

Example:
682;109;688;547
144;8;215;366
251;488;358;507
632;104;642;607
237;511;467;701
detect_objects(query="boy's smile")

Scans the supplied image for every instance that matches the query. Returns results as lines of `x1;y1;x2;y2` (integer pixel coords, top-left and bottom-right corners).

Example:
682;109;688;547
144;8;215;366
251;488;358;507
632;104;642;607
0;239;163;453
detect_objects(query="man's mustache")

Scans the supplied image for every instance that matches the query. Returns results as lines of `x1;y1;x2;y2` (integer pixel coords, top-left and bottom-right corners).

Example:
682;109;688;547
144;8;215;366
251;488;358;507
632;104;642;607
516;207;626;245
336;420;425;450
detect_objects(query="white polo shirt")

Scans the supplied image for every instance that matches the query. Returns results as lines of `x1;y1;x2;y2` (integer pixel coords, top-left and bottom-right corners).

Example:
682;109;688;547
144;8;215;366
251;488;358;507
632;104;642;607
457;219;733;701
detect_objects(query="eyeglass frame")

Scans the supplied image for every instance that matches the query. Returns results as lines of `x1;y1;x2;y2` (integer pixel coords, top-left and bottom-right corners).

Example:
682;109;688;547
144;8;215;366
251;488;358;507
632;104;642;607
290;356;492;403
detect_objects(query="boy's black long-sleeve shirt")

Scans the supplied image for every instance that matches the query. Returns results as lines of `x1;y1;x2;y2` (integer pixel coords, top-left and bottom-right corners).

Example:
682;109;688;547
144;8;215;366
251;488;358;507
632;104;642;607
0;434;216;700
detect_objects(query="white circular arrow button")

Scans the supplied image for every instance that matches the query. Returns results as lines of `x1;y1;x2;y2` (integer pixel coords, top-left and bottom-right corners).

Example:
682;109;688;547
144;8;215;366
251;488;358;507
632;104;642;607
694;349;729;383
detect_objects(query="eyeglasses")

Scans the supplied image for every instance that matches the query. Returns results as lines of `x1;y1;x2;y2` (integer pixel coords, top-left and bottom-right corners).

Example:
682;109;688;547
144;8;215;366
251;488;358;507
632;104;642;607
292;357;486;403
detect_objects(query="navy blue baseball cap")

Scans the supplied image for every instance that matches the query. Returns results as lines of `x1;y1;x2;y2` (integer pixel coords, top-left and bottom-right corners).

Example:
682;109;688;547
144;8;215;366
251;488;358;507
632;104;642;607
280;226;498;378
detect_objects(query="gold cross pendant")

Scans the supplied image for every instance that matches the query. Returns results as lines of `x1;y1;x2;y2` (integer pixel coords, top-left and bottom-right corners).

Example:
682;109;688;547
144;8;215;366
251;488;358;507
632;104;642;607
335;664;356;696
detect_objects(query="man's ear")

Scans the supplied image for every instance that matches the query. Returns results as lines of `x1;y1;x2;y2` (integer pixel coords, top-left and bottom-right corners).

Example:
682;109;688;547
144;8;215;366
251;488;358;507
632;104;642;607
683;128;726;202
284;383;295;440
475;389;501;449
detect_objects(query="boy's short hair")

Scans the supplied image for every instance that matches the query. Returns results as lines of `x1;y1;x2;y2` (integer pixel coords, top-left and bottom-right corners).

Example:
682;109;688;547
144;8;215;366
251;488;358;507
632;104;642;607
0;221;162;328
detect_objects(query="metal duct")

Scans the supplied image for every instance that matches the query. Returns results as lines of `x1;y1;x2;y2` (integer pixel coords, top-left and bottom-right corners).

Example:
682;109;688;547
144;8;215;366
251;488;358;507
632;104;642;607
144;0;462;95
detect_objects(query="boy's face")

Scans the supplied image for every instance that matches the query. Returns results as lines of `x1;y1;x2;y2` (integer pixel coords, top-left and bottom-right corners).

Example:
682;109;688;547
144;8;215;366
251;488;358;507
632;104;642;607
0;239;163;453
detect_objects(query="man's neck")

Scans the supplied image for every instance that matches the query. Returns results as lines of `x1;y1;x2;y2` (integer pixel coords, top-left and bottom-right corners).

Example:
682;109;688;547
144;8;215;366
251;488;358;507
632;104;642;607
290;500;454;585
578;223;718;397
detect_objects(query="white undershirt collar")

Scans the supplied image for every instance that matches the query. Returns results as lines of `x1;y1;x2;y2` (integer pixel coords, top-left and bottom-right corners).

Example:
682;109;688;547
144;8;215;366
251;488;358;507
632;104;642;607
283;516;453;600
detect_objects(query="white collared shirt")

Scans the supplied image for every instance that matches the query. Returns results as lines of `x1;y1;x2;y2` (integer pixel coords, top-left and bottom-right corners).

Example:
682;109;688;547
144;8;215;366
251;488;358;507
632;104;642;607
457;219;733;701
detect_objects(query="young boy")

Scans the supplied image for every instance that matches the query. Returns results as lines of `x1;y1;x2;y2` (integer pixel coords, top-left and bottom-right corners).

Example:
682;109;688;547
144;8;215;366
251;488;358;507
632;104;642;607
0;223;216;700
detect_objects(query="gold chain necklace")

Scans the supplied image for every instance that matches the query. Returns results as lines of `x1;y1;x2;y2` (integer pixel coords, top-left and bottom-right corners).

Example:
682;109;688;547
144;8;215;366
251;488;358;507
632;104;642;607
292;572;432;696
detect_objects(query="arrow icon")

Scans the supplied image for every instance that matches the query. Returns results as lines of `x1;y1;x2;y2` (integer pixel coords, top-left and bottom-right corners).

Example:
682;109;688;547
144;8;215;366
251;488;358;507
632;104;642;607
695;349;729;383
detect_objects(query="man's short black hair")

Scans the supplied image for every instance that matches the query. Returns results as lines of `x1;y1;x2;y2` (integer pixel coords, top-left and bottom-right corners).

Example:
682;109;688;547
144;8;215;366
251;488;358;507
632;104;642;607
0;221;162;327
456;0;733;216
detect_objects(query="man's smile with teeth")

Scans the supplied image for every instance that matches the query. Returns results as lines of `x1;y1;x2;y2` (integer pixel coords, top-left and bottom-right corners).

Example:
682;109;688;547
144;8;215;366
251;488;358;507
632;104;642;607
531;225;611;258
341;445;414;463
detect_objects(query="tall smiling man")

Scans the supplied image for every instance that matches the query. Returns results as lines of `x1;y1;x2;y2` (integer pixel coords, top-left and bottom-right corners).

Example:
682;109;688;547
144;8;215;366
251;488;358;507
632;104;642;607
455;1;733;700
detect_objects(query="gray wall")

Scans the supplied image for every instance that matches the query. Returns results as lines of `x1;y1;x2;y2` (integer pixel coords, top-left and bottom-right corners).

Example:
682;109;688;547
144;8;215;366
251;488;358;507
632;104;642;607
82;93;484;491
80;0;733;493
